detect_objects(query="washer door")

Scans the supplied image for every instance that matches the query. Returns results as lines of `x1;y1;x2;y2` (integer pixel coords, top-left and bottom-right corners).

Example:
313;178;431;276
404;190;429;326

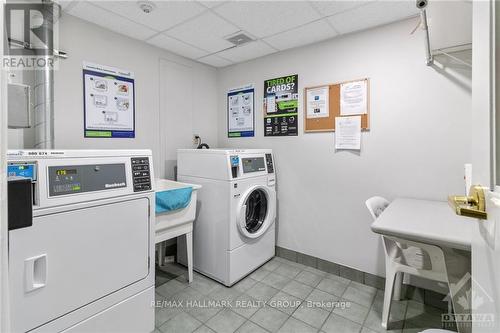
238;185;276;239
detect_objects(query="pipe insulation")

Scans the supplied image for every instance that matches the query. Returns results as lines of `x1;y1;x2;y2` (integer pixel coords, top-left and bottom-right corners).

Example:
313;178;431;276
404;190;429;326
33;1;57;149
420;9;433;66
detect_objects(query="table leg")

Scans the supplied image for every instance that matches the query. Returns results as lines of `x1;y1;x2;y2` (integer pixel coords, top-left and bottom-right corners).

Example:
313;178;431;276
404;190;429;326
186;232;193;283
158;241;166;267
393;272;403;300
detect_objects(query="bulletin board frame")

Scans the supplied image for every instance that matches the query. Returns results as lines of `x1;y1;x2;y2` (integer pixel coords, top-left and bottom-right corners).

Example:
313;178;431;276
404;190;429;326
304;78;370;133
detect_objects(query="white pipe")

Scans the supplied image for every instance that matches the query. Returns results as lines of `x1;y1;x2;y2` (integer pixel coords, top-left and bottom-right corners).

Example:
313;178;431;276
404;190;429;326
420;9;433;66
33;1;57;149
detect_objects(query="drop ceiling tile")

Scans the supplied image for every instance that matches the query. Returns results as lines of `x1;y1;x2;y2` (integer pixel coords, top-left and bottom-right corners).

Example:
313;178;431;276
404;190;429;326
89;1;206;32
67;1;157;40
263;19;337;51
215;41;276;63
214;1;321;38
147;34;209;59
309;0;373;17
197;54;233;67
165;11;239;53
327;0;419;34
197;1;226;9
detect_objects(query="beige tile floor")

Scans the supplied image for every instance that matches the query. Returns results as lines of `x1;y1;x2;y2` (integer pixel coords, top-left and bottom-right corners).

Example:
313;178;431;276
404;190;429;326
153;257;457;333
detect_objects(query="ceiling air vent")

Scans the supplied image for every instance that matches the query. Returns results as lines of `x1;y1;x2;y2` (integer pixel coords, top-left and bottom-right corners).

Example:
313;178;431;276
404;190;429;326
226;33;254;46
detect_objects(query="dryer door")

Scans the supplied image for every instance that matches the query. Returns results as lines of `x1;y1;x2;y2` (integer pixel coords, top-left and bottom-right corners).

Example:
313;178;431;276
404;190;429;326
237;185;276;239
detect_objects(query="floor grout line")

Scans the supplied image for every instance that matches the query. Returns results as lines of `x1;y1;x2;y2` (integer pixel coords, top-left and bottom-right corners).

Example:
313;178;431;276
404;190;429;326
154;258;449;333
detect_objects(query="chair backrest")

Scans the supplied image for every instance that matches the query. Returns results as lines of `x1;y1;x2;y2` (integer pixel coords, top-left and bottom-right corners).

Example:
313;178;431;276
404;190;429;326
365;196;390;221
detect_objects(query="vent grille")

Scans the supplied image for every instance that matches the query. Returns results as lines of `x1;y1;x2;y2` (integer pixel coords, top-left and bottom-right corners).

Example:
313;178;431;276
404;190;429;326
226;33;253;46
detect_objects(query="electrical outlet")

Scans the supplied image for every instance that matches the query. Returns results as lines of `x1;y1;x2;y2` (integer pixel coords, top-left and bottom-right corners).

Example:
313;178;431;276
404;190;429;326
193;134;200;145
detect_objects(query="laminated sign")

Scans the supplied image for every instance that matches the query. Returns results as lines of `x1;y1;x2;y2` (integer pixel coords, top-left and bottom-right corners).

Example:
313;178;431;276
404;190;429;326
83;62;135;138
263;74;298;136
227;84;255;137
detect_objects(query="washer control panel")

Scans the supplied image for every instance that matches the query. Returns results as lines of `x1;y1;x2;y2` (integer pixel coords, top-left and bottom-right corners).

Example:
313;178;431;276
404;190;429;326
131;157;151;192
265;153;274;174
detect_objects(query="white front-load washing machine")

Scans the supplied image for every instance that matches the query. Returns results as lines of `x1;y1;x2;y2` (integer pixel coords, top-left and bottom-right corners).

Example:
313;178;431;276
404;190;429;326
177;149;276;286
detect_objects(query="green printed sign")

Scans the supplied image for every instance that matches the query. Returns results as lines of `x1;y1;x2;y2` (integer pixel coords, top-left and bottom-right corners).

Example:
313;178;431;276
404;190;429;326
263;74;298;136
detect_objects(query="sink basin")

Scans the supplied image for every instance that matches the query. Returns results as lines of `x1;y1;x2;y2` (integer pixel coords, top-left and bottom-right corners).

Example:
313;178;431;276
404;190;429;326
154;178;201;244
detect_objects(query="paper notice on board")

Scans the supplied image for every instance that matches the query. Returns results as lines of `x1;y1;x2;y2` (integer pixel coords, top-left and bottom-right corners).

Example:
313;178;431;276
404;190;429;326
335;116;361;150
306;86;329;118
340;80;367;116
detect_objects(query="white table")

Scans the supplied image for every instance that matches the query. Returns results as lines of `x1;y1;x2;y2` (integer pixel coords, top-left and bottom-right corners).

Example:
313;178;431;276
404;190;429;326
371;198;472;250
371;198;472;333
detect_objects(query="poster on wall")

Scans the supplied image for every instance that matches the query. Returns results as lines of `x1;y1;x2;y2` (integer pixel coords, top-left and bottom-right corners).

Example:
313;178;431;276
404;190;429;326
83;62;135;138
227;84;255;137
306;86;329;119
340;80;367;116
263;74;298;136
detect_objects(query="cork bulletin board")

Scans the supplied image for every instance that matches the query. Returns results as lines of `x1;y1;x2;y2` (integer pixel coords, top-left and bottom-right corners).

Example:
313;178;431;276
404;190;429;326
304;78;370;132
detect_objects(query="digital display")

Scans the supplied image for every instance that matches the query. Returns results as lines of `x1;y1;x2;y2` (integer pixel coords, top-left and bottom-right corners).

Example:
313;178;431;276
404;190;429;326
48;163;126;197
242;157;266;173
56;169;77;176
7;164;36;180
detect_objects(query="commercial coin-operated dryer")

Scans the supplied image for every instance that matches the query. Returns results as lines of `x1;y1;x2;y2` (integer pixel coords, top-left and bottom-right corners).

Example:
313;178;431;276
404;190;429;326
7;150;155;333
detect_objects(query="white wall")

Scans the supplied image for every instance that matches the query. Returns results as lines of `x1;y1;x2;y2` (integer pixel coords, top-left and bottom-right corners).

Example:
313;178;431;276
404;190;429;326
54;14;218;178
217;18;472;276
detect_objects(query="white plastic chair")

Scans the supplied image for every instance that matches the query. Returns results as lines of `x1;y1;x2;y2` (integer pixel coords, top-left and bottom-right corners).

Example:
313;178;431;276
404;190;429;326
365;197;451;330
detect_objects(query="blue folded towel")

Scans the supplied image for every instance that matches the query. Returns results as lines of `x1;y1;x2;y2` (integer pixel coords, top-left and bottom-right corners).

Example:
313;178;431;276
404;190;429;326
155;187;193;214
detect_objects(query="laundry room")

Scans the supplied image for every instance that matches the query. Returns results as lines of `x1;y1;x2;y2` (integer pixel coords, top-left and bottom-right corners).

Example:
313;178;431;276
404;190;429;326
1;1;498;333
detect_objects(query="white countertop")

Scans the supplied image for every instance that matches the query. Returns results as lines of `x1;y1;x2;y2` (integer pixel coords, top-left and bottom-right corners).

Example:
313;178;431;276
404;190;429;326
371;198;473;251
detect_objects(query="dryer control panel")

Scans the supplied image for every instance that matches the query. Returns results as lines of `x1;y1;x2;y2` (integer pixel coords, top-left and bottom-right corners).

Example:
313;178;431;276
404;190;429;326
131;157;151;192
48;164;127;196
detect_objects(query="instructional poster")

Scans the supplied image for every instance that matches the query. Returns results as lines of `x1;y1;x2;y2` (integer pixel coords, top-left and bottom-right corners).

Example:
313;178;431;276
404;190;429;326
83;62;135;138
227;84;255;137
263;74;298;136
306;86;329;119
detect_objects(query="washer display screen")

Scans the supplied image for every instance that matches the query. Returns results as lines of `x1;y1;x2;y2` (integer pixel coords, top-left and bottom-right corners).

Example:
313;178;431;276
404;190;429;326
242;157;266;173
